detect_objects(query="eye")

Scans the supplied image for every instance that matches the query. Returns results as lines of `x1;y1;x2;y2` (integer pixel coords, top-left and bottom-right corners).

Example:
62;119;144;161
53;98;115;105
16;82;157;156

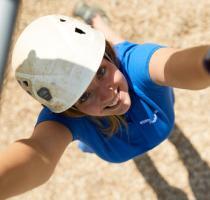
78;92;91;104
96;66;106;80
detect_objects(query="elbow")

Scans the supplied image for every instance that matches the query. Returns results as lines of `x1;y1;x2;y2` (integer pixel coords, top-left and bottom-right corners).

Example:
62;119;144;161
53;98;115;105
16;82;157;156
36;164;55;184
28;155;56;188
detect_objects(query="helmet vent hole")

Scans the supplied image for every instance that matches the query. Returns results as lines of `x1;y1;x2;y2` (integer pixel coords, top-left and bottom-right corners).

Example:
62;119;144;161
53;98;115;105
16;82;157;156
37;87;52;101
75;27;86;34
60;18;66;22
23;81;29;87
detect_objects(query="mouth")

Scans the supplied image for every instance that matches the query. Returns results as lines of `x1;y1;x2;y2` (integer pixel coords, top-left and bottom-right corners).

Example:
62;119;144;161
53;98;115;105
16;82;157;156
104;87;121;111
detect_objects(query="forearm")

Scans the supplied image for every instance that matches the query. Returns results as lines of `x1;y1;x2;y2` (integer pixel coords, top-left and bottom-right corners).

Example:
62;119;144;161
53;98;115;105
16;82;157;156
92;14;125;46
165;45;210;90
0;140;54;199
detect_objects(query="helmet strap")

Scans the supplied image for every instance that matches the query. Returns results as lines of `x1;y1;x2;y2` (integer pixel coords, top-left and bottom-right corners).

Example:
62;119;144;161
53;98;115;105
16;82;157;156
104;51;113;64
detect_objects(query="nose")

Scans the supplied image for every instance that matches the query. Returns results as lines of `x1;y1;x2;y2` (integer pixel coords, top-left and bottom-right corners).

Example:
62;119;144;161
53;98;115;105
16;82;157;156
97;84;115;105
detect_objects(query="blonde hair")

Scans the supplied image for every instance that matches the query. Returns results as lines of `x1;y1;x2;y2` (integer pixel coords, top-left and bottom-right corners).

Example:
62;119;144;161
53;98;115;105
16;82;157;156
61;41;128;137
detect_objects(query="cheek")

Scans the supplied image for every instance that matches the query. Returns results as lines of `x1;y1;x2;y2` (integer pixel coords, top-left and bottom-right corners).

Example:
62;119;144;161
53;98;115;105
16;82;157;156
117;71;128;91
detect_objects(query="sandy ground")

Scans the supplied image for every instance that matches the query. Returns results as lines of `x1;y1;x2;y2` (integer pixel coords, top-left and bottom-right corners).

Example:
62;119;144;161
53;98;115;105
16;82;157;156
1;0;210;199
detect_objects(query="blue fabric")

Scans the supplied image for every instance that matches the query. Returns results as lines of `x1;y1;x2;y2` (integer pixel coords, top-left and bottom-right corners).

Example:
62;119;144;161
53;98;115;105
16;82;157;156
35;41;175;163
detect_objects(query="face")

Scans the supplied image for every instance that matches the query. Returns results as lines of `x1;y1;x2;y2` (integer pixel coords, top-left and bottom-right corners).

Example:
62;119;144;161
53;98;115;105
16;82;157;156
74;56;131;116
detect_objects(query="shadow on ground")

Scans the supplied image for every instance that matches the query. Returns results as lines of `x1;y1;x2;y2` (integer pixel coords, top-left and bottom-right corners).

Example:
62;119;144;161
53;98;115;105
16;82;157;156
133;124;210;200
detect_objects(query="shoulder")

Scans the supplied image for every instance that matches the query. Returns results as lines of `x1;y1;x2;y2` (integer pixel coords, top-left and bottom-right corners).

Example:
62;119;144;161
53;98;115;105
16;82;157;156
31;120;73;164
36;106;94;141
114;41;165;75
35;105;74;141
113;41;163;59
33;120;73;145
36;106;78;139
149;47;180;86
114;42;166;90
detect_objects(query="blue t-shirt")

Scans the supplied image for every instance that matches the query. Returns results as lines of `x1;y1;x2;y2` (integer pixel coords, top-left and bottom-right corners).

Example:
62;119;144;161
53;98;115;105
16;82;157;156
36;41;175;163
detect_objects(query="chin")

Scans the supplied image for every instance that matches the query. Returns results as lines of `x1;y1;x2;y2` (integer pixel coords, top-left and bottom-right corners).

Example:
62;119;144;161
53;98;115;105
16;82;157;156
118;106;130;115
113;103;131;116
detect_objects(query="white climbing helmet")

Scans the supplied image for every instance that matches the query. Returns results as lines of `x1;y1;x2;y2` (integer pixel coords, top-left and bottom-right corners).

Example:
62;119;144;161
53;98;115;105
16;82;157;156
12;15;105;113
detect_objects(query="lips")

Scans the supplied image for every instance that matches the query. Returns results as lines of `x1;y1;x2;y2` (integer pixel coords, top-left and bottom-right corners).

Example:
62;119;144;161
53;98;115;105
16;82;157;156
108;93;119;107
104;87;121;110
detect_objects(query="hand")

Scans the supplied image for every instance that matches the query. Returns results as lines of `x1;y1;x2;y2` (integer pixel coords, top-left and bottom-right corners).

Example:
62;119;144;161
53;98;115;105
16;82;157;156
203;48;210;74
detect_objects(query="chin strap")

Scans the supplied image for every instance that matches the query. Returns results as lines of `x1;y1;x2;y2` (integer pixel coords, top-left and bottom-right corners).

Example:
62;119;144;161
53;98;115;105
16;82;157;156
203;48;210;74
104;51;113;63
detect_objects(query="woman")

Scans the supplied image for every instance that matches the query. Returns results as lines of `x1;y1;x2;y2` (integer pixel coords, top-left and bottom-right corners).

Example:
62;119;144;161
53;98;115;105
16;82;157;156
0;3;210;198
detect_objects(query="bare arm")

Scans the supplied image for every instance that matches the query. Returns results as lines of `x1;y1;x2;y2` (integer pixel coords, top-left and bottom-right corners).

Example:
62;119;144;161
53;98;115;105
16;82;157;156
0;121;72;199
149;45;210;90
92;14;125;46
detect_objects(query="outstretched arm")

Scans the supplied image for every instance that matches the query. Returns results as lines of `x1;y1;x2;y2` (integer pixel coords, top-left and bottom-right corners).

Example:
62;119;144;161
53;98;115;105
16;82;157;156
92;14;125;46
0;121;72;199
149;45;210;90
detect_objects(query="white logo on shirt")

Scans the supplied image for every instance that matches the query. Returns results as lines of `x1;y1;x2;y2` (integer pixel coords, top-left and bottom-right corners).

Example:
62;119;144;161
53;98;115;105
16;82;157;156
139;110;158;125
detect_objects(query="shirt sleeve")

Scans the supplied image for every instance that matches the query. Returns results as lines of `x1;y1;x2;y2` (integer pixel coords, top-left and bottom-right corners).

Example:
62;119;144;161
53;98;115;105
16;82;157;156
114;41;166;91
35;106;78;141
